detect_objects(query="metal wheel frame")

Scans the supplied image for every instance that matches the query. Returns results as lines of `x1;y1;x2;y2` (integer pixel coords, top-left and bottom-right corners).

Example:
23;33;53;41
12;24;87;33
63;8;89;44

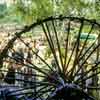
0;16;100;100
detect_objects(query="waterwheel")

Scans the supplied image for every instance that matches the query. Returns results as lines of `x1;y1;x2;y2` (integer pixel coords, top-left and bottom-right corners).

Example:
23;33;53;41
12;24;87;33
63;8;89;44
0;16;100;100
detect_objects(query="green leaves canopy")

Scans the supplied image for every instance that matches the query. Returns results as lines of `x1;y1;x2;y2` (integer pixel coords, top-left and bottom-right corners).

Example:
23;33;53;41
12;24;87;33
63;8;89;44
0;0;100;24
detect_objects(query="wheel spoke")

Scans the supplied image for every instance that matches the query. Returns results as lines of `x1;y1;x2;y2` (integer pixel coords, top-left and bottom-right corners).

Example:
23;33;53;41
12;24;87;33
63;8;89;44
64;20;71;73
69;20;84;80
73;35;100;79
41;22;61;73
51;20;64;70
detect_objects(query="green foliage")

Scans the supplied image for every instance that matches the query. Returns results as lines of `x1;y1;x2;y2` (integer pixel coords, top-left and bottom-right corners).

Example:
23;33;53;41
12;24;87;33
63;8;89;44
44;47;52;60
23;32;33;37
0;3;7;18
0;0;100;24
10;0;53;24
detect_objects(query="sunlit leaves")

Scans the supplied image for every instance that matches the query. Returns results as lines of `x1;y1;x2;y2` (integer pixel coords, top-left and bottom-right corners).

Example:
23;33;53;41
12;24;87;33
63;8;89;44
0;0;100;24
